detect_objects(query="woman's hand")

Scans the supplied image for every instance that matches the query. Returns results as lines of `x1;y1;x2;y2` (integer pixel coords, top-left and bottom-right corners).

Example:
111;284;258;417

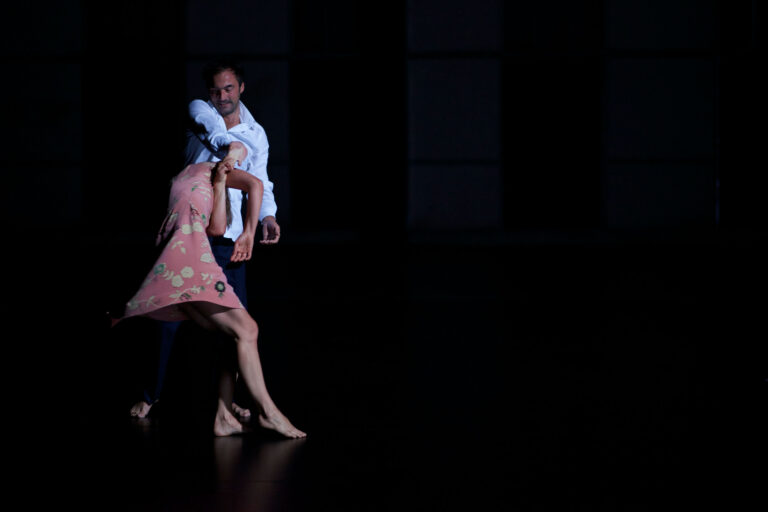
212;161;231;186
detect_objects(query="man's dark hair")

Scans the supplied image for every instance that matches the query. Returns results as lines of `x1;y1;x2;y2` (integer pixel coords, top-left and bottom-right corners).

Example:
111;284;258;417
202;59;245;88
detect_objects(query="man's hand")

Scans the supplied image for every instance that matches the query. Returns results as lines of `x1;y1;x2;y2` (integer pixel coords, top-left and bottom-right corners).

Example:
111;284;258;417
231;231;254;262
260;216;281;245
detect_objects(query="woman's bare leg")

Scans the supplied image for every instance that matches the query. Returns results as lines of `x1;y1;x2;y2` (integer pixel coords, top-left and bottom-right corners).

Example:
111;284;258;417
181;305;245;437
182;303;305;438
217;347;251;418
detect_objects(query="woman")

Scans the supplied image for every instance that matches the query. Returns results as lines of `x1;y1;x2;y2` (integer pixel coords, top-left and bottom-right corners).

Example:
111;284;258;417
117;142;305;439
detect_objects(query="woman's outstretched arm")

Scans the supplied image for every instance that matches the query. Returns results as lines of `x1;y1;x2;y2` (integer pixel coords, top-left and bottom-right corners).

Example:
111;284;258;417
226;169;264;262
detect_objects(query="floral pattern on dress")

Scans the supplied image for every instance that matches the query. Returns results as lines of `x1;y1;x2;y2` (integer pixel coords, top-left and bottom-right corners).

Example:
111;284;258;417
122;163;243;322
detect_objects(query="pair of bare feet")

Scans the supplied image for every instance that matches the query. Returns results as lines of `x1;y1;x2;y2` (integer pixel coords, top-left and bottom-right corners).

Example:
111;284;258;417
130;400;306;439
213;400;306;439
129;400;250;420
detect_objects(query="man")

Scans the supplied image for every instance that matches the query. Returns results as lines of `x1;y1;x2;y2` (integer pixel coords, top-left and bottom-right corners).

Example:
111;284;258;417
130;59;281;436
186;60;281;251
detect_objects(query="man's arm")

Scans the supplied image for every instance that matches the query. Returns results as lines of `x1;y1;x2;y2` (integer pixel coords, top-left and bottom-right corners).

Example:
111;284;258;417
242;129;277;222
235;125;279;244
189;99;230;156
190;99;279;246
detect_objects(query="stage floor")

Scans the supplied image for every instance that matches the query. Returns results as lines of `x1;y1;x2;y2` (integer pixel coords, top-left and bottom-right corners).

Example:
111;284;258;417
11;232;768;510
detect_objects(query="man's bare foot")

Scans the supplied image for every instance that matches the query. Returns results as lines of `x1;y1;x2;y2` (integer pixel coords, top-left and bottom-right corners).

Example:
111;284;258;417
130;401;152;418
232;402;251;420
214;407;244;437
257;409;306;439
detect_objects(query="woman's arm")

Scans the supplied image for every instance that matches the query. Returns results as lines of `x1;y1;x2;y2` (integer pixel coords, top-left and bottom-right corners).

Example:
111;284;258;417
206;163;229;237
206;141;250;236
227;169;263;236
226;169;264;262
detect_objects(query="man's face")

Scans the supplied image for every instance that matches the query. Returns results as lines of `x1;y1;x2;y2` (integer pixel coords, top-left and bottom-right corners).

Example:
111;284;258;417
209;70;244;117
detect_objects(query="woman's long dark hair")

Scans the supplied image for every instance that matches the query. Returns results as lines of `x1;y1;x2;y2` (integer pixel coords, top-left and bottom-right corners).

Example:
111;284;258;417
225;186;233;228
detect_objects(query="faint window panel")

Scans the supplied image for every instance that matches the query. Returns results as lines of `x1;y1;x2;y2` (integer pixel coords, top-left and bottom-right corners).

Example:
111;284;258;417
186;0;290;54
603;58;715;160
504;0;602;50
408;164;502;230
2;4;82;56
602;162;715;228
409;59;500;160
293;0;360;54
605;0;716;50
0;62;82;162
408;0;502;52
4;166;82;226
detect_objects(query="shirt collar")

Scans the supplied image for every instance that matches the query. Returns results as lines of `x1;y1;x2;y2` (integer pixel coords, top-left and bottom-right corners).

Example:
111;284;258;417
205;100;256;133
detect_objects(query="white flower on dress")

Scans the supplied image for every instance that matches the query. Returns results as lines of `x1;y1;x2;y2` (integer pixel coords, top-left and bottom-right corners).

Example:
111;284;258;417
181;224;192;234
171;275;184;287
192;221;204;232
180;266;194;278
200;252;214;263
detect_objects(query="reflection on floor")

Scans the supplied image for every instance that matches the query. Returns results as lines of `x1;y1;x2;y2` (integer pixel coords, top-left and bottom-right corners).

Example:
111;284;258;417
14;231;768;510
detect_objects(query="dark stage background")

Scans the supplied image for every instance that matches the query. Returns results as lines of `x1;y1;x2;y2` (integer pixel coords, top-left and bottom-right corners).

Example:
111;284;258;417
3;1;768;510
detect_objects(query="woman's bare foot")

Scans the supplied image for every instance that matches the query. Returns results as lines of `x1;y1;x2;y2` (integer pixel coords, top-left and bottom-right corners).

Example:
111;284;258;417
257;408;306;439
130;401;152;418
232;402;251;420
214;405;244;437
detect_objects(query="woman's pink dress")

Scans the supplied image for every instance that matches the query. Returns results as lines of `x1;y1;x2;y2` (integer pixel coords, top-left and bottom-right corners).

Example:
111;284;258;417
122;162;243;322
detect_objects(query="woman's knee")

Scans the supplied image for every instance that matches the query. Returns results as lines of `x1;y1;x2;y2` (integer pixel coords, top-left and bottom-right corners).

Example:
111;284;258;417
237;316;259;346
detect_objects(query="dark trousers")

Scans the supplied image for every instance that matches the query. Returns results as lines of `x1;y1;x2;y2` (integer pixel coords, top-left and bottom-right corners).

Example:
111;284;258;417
141;236;247;404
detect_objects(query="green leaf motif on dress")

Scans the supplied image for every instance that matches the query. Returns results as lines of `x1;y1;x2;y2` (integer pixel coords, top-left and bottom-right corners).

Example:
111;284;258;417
170;285;205;302
127;295;157;311
171;240;186;253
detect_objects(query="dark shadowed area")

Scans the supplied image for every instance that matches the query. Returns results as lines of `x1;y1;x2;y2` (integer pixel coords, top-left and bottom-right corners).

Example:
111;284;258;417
3;1;767;510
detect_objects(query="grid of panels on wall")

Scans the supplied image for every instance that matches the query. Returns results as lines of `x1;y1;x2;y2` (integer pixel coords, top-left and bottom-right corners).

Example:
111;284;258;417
501;1;604;230
407;1;605;231
180;1;728;233
1;4;85;228
407;0;504;231
600;0;718;229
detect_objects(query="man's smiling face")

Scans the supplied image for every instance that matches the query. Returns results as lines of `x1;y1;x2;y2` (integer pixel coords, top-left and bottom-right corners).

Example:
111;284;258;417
209;69;244;117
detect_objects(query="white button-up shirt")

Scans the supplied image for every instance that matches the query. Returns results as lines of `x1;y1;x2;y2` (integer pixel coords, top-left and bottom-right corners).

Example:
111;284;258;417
185;99;277;242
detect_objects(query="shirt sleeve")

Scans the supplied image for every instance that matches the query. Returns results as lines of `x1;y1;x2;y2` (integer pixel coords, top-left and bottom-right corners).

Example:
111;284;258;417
189;99;278;222
188;99;231;154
